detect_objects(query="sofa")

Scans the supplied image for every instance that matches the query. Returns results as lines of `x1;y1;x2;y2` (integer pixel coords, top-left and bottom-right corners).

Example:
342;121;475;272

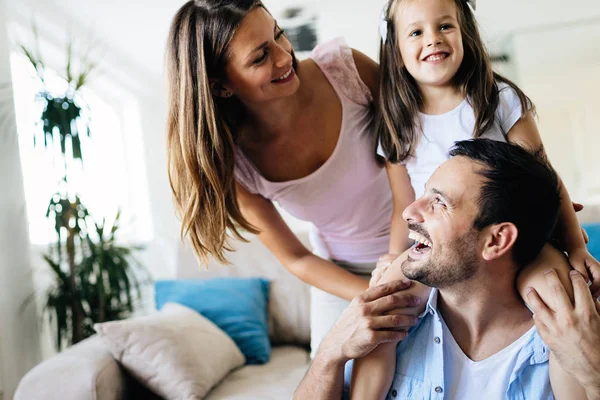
15;214;600;400
14;234;314;400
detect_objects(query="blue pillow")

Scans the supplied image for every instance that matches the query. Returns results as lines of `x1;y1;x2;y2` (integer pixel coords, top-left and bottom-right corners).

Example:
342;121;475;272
584;223;600;260
155;278;271;364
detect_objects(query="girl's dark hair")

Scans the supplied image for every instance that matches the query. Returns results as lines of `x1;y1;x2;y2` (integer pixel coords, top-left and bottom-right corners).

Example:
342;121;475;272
166;0;264;264
378;0;535;163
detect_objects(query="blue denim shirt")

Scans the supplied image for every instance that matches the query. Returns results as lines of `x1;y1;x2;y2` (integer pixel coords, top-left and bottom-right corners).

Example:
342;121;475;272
386;289;554;400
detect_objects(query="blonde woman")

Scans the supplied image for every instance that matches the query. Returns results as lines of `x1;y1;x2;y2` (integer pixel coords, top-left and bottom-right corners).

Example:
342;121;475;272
166;0;428;357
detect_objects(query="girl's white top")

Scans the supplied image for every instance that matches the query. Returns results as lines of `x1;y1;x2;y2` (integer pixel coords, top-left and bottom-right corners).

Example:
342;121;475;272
378;83;525;198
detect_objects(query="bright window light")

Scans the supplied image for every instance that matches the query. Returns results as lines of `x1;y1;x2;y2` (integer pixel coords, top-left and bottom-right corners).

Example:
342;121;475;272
10;52;152;245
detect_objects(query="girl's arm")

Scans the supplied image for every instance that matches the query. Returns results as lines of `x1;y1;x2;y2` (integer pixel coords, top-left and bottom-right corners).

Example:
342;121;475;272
236;183;368;300
507;113;600;303
350;251;431;400
386;163;415;254
350;163;427;400
550;354;591;400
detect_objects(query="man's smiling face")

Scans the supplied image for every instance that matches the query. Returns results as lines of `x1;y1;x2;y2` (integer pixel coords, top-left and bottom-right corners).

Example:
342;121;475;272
401;156;484;288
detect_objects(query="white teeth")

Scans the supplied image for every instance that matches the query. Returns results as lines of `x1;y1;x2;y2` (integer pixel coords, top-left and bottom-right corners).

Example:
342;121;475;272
425;53;447;62
409;231;432;247
274;68;292;81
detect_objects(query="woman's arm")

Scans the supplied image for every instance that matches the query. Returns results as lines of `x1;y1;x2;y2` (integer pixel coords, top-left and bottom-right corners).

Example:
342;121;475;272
236;183;368;300
507;113;600;296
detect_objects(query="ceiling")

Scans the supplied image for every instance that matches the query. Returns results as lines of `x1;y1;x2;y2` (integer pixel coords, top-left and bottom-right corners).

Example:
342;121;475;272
8;0;600;80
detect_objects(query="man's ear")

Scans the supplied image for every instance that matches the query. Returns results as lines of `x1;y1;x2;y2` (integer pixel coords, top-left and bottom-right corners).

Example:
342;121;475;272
209;78;233;98
481;222;518;261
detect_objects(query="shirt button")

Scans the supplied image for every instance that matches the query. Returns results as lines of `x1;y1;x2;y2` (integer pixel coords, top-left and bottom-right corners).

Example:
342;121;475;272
429;309;434;315
435;386;443;394
434;337;441;344
391;389;398;397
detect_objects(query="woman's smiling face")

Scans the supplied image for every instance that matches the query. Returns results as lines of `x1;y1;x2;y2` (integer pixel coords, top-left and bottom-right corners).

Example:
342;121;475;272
223;7;300;104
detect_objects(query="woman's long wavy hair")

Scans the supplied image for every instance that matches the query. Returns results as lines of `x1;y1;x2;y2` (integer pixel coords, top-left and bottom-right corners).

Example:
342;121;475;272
378;0;535;163
167;0;263;264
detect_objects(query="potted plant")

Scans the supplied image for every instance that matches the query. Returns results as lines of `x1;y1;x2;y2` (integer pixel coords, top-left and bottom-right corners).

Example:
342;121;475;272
20;32;150;350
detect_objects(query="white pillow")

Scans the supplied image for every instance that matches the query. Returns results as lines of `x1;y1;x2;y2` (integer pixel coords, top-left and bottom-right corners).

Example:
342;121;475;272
94;302;245;400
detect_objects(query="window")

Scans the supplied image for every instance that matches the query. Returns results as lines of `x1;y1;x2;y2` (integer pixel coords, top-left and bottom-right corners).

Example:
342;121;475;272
11;53;152;245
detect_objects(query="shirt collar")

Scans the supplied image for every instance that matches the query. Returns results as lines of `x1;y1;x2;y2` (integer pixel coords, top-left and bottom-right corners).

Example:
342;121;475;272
418;288;440;319
421;288;549;366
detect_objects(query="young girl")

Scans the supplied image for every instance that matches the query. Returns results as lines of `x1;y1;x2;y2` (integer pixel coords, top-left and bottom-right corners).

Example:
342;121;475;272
351;0;600;397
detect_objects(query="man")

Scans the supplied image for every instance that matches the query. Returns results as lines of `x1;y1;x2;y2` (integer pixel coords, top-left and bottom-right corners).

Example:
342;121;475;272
294;139;600;399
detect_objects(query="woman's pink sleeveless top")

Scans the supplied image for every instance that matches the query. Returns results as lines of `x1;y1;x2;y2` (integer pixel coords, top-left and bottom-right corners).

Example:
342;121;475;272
234;38;392;265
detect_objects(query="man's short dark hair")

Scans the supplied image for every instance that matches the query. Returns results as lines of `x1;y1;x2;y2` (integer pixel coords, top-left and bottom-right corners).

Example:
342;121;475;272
448;139;561;267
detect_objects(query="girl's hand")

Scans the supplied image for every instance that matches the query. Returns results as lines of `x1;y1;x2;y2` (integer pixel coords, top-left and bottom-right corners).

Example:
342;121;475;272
571;202;589;244
373;250;431;317
568;247;600;298
581;226;590;244
370;253;400;287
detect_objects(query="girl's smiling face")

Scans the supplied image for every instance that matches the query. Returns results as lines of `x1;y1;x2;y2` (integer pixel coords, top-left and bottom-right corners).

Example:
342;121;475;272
393;0;464;90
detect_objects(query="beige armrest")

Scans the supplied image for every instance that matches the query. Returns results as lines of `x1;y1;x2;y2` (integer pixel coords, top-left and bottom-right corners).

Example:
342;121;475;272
15;335;126;400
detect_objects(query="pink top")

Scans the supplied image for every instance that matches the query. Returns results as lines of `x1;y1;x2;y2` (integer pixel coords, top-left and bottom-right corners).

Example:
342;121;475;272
234;38;392;266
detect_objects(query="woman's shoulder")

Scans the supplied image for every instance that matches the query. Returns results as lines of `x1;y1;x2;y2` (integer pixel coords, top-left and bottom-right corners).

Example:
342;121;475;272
309;38;373;105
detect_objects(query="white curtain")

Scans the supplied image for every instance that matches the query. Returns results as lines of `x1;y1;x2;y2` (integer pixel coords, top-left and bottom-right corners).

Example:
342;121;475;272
0;0;41;397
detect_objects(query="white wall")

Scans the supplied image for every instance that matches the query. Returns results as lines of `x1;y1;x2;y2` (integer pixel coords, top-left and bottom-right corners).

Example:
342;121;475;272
0;0;41;397
511;20;600;212
264;0;387;60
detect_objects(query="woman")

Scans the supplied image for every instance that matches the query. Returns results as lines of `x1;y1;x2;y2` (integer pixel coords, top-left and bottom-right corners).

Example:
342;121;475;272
166;0;425;356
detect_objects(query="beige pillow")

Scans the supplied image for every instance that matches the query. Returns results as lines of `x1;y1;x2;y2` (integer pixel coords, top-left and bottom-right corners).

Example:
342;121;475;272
94;302;245;400
268;279;311;345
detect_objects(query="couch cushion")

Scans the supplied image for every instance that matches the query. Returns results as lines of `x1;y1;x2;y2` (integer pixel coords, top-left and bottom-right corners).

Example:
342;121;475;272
94;302;245;400
205;346;311;399
269;280;311;345
176;236;311;346
155;278;271;364
584;223;600;260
